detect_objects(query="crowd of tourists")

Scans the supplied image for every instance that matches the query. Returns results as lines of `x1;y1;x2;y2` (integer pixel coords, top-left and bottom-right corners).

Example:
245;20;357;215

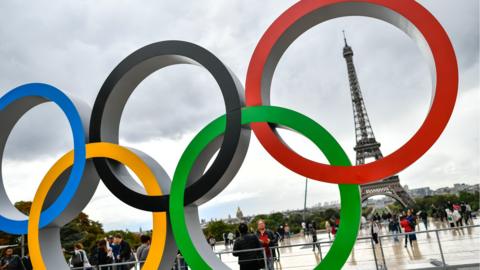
0;200;475;270
0;233;153;270
65;233;149;269
438;201;473;227
368;201;474;249
368;209;418;248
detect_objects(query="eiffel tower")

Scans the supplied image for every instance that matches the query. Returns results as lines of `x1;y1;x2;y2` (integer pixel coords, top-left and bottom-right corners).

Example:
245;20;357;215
342;32;415;207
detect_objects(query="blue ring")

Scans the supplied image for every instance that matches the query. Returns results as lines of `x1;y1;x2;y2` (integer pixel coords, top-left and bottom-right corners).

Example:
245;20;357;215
0;83;86;234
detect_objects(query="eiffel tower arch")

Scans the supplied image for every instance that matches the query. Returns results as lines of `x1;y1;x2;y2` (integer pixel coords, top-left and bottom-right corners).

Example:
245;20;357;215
361;176;415;207
342;32;415;208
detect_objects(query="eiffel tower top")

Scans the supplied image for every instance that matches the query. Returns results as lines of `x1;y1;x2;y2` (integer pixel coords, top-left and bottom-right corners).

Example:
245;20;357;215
342;30;353;57
342;31;382;164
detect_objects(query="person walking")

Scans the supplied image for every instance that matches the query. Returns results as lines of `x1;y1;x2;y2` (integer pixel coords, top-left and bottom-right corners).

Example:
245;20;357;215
284;224;290;239
419;210;428;230
465;203;472;225
233;223;263;270
460;202;467;222
325;220;332;240
277;226;285;243
228;232;235;248
371;220;380;244
208;235;216;250
400;216;414;248
0;248;25;270
446;208;455;228
453;208;463;227
389;215;401;242
310;223;320;252
272;230;281;261
223;232;229;248
406;210;418;243
256;219;277;270
331;218;337;238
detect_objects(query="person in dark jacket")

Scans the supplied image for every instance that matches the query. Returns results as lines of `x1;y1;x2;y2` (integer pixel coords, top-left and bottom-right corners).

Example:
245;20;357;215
97;239;113;269
419;210;428;230
21;254;32;270
389;215;402;242
113;234;133;270
0;248;24;270
233;223;263;270
310;222;319;252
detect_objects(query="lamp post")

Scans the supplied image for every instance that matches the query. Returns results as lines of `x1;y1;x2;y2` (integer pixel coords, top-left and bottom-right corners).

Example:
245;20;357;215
303;178;308;222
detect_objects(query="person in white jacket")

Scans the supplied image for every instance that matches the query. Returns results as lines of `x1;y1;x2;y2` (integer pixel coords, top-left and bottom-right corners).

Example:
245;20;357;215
445;208;455;228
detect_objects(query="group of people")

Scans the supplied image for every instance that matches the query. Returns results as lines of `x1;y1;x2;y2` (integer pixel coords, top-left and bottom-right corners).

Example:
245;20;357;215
442;201;473;228
369;209;419;248
369;201;475;249
323;218;340;240
68;233;151;270
0;233;152;270
223;232;236;248
0;248;31;270
232;220;280;270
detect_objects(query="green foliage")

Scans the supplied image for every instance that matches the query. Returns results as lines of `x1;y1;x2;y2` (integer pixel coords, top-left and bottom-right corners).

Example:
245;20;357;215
61;212;105;253
244;209;339;235
0;201;105;256
411;191;479;213
202;221;237;241
387;203;403;214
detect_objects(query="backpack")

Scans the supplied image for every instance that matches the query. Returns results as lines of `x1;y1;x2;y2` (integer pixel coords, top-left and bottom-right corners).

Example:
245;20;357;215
407;217;416;228
89;249;99;266
71;251;83;266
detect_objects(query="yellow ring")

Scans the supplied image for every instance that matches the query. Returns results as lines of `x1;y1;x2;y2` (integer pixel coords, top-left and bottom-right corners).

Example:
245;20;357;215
28;142;167;270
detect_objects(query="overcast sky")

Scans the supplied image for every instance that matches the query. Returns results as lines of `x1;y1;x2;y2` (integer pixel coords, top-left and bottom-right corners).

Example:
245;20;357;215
0;0;478;231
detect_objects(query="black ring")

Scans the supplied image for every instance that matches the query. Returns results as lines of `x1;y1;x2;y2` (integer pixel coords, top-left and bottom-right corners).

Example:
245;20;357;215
89;40;247;211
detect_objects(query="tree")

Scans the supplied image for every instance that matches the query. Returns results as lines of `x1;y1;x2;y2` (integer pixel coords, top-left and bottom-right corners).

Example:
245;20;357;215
203;220;237;241
0;201;105;256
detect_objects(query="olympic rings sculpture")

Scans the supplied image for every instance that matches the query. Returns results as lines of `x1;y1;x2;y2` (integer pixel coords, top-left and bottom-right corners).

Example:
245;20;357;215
0;0;457;269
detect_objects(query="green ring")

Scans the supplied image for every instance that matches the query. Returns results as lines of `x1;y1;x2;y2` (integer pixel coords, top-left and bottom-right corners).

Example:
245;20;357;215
170;105;361;270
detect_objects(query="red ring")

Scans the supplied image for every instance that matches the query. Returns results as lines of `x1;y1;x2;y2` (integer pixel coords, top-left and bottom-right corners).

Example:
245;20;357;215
245;0;458;184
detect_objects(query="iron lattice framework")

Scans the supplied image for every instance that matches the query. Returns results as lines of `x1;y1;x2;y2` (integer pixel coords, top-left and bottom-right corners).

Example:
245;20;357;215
342;32;415;207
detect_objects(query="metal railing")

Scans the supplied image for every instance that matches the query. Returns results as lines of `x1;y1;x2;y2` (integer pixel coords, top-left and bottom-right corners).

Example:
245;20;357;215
216;246;268;268
71;260;144;270
70;224;480;270
377;224;480;270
